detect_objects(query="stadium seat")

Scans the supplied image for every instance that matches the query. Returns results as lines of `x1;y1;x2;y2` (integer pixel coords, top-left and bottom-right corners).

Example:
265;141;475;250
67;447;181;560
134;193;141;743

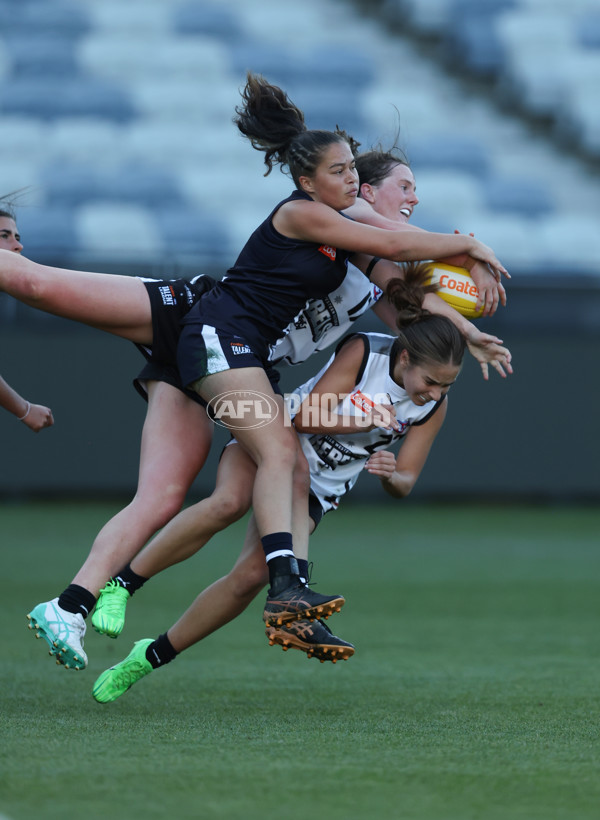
151;206;232;263
381;0;453;36
172;1;245;40
482;175;554;218
439;14;507;79
130;78;238;123
123;120;244;168
48;119;125;164
0;0;89;36
408;135;490;177
77;202;162;260
2;117;48;163
41;164;184;209
576;12;600;49
83;0;171;35
16;206;80;260
0;78;135;122
406;169;485;227
1;34;79;78
78;34;229;83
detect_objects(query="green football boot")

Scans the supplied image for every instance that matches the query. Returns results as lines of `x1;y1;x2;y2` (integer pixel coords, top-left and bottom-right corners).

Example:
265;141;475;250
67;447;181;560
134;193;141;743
92;639;154;703
91;580;130;638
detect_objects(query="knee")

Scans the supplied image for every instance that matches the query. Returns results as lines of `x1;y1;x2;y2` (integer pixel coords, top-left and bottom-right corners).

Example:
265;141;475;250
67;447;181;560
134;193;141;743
230;559;268;599
207;488;251;529
264;429;299;472
130;486;187;531
292;449;310;495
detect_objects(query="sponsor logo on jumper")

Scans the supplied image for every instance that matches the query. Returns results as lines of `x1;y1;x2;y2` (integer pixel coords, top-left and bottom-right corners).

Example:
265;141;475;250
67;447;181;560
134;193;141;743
208;390;279;429
318;245;337;260
230;342;252;356
158;285;176;306
350;391;375;413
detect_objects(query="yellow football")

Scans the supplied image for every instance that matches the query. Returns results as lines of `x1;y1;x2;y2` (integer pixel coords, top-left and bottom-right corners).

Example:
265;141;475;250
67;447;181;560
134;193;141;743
425;262;484;319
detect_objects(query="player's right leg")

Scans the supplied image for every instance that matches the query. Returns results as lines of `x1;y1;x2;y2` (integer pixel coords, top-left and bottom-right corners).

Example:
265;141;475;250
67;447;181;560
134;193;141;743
92;530;269;702
0;250;153;344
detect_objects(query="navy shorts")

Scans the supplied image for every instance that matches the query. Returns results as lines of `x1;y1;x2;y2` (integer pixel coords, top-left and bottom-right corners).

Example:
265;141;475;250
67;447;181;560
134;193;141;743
133;361;208;407
177;322;282;395
308;492;325;529
133;275;217;405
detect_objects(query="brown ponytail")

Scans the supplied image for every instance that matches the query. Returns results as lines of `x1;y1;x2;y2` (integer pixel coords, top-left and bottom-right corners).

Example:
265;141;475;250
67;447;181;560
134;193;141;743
233;72;360;186
387;262;466;368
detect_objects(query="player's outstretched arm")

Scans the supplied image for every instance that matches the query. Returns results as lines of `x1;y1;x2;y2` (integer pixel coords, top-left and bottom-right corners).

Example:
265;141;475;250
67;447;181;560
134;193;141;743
0;375;54;431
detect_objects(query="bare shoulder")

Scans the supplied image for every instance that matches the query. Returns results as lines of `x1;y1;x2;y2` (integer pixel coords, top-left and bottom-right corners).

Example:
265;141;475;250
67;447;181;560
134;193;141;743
273;198;341;237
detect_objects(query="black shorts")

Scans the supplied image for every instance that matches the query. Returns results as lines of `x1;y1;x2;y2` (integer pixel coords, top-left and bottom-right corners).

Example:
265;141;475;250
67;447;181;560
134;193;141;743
308;492;325;530
133;275;217;405
177;322;282;395
133;361;208;406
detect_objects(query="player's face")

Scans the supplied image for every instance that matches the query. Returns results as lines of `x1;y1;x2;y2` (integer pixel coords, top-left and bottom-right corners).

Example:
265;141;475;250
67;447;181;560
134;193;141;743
395;354;460;406
368;164;418;223
0;217;22;253
300;142;359;211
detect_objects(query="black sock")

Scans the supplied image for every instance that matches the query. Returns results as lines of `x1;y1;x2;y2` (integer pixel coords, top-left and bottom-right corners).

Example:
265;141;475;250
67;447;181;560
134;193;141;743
266;554;300;595
58;584;97;619
145;633;178;669
297;559;309;584
114;563;148;595
261;531;294;563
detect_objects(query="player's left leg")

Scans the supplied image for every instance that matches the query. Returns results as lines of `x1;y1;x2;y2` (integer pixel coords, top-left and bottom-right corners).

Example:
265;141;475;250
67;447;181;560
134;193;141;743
92;442;256;637
27;383;212;669
0;251;154;343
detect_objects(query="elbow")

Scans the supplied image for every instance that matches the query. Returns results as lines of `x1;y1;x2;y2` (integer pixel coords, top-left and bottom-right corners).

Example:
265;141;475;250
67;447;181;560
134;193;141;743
383;476;415;499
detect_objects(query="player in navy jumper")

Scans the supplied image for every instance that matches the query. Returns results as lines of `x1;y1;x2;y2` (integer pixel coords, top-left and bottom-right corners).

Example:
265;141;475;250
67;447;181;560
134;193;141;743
172;73;507;629
91;264;468;702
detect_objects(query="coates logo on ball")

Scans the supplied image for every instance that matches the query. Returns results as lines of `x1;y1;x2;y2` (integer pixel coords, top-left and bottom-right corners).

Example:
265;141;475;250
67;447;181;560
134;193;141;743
424;263;484;319
207;390;279;429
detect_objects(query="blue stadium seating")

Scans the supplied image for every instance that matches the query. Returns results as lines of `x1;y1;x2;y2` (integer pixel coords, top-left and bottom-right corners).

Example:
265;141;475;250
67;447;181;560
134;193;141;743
172;1;244;40
576;12;600;49
482;175;554;218
41;164;184;209
16;206;80;259
2;34;79;78
0;0;89;36
0;78;135;122
151;206;232;262
407;136;490;177
0;0;597;277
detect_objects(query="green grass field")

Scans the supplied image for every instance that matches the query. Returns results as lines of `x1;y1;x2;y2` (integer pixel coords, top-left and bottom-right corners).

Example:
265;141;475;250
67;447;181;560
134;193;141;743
1;501;600;820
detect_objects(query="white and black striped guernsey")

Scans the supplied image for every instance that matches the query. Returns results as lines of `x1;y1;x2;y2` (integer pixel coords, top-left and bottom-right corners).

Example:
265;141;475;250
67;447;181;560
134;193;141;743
289;332;444;515
270;262;382;366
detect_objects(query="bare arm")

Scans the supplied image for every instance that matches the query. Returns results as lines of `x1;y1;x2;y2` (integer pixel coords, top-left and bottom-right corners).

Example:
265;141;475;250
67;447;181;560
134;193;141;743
365;401;447;498
274;200;508;280
344;201;508;315
352;255;513;380
293;337;401;435
0;375;54;432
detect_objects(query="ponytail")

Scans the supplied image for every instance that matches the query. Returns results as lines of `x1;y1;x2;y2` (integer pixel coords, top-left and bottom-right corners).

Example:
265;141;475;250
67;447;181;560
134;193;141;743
386;262;466;368
233;72;360;186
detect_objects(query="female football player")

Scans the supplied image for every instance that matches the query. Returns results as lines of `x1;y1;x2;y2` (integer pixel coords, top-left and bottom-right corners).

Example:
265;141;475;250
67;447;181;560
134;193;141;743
91;262;467;702
0;197;54;432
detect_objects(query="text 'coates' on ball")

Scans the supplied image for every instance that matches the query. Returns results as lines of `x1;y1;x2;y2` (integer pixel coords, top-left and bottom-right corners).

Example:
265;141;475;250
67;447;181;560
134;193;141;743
424;263;484;319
